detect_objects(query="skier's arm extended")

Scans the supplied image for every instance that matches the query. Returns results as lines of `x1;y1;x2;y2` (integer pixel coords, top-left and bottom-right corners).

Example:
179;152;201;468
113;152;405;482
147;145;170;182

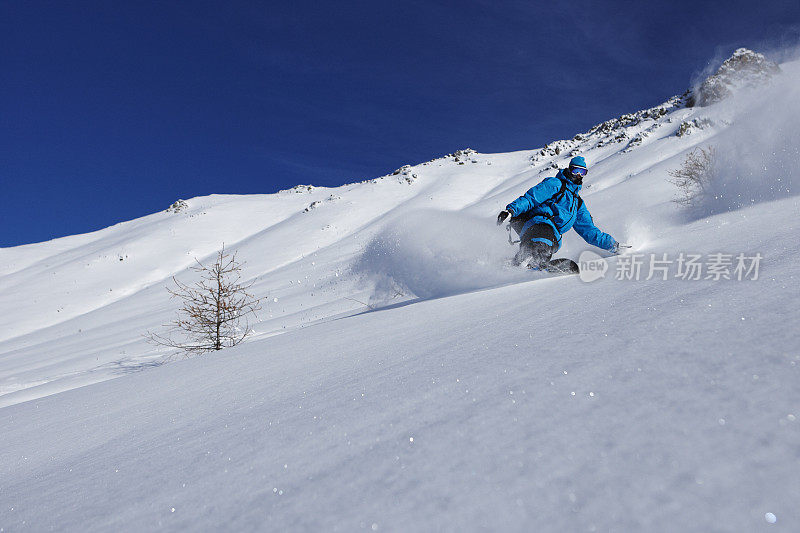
573;201;617;251
505;177;561;216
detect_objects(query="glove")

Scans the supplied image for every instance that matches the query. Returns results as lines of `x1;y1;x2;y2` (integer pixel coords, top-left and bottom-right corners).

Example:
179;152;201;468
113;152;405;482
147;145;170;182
610;241;632;254
496;210;512;226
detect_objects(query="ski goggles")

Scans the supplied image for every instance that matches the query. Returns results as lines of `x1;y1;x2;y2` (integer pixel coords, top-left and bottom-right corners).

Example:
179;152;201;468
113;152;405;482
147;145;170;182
569;166;588;177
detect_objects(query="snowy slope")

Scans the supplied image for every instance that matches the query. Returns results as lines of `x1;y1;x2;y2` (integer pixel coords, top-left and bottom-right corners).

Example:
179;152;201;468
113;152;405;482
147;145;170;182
1;50;799;531
0;94;708;405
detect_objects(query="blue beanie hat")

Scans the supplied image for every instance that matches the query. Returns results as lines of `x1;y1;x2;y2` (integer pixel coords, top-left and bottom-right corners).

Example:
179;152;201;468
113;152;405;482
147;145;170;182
569;156;587;169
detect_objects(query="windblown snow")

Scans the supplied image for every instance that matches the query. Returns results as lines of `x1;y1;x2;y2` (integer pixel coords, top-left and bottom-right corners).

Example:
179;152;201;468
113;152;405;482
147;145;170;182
1;49;798;531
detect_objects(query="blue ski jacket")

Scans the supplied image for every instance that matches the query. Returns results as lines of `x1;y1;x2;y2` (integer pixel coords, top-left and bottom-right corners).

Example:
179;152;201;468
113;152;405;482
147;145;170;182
506;170;616;252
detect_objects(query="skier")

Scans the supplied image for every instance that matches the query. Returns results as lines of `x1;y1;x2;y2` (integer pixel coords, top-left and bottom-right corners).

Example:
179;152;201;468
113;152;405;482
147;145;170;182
496;156;626;271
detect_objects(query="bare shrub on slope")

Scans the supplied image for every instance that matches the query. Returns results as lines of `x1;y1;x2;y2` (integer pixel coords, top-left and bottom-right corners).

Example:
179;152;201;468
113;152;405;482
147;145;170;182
668;146;717;208
147;247;261;355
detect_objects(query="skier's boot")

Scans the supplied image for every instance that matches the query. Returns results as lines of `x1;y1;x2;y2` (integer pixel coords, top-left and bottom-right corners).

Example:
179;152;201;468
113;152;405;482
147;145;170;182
512;248;532;267
525;244;552;271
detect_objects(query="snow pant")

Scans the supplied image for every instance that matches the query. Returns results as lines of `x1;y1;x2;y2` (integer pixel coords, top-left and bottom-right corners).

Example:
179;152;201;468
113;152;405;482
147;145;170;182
513;223;558;269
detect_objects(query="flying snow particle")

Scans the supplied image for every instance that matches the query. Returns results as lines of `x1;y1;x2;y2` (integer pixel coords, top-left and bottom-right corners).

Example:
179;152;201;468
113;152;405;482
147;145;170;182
409;437;414;443
765;512;777;524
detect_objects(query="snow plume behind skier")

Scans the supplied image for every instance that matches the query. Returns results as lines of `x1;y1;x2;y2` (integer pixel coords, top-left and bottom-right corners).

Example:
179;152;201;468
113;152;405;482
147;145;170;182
354;210;531;301
497;156;628;270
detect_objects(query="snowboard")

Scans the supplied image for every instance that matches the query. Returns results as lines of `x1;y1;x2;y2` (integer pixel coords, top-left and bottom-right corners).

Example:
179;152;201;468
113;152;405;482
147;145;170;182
529;257;580;275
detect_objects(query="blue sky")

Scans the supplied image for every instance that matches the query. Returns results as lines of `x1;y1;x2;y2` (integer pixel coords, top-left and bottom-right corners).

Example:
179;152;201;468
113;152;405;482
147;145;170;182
2;0;799;246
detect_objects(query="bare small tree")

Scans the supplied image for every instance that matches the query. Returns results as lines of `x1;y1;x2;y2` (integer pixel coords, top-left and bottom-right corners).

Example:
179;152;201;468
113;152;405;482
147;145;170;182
668;145;716;207
147;246;261;355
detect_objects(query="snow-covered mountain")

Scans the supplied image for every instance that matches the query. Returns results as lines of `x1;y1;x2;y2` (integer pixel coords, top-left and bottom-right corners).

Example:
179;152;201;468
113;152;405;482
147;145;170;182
1;49;798;531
